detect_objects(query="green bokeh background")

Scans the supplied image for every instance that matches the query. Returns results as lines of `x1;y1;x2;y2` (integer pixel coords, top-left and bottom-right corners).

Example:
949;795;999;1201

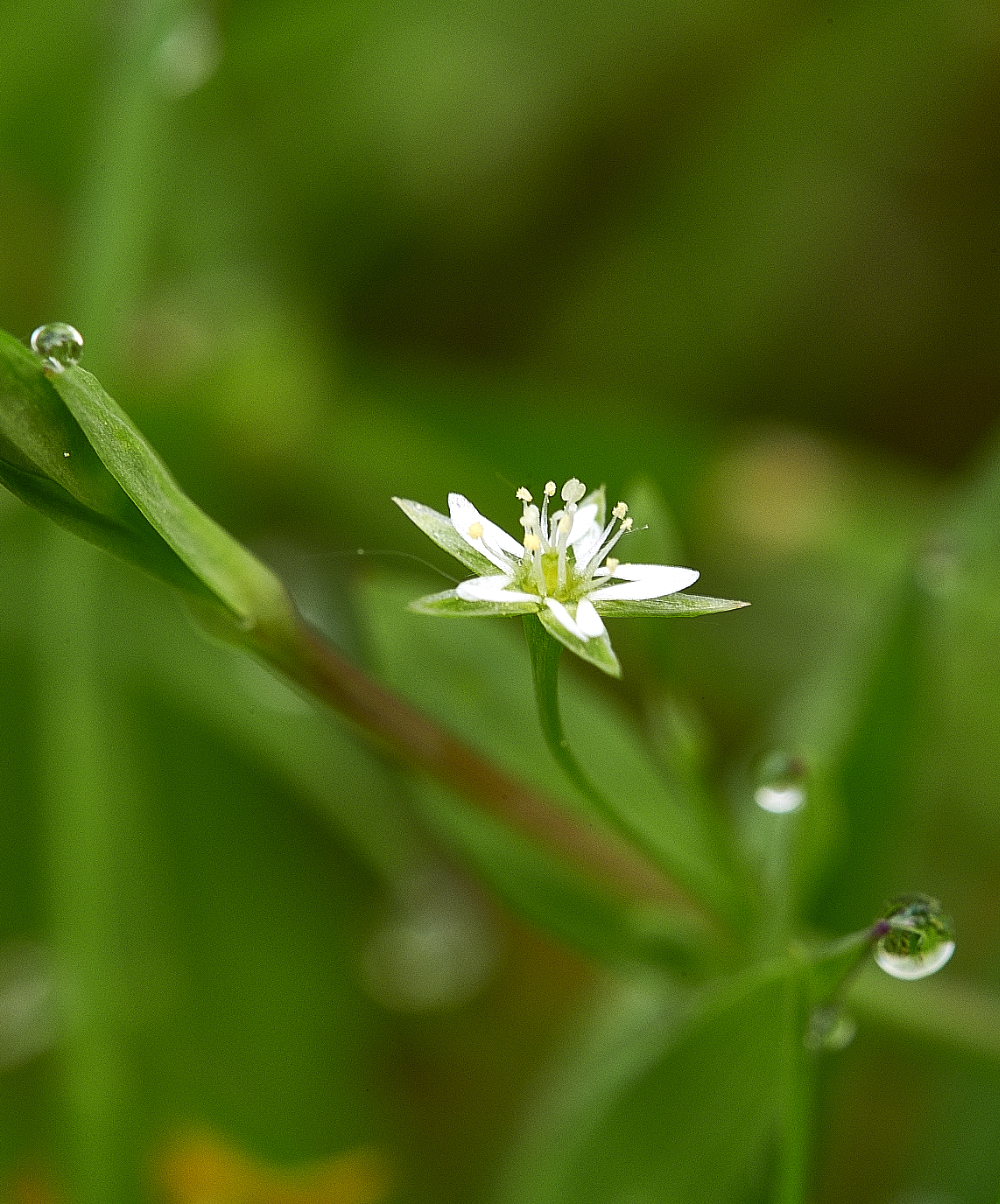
1;1;1000;1201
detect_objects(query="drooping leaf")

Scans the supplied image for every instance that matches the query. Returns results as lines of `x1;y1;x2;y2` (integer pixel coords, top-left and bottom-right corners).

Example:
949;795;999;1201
498;960;792;1204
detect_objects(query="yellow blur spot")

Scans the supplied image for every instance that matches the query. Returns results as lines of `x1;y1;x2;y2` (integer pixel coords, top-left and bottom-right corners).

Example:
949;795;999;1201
6;1165;59;1204
157;1129;391;1204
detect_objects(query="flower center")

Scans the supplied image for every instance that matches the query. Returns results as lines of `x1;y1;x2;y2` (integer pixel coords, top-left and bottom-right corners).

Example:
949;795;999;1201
513;479;632;602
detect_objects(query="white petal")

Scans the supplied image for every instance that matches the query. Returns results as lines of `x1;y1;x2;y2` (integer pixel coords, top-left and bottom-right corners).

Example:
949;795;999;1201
456;575;538;604
448;493;523;571
575;597;607;638
567;502;600;546
588;564;700;601
544;597;589;640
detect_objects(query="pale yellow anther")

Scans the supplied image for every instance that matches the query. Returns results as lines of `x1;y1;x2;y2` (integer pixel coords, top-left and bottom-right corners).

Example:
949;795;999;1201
621;517;633;532
558;512;573;534
612;502;628;520
544;481;557;497
516;487;532;502
468;521;484;540
561;478;586;504
524;533;541;551
606;557;619;573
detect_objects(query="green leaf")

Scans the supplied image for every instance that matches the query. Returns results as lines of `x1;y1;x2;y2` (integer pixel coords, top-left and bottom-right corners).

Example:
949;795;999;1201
392;495;497;575
811;573;931;931
498;960;793;1204
0;330;298;643
413;780;712;973
0;330;121;514
537;603;622;677
593;592;750;617
0;331;212;596
49;363;294;635
409;588;539;618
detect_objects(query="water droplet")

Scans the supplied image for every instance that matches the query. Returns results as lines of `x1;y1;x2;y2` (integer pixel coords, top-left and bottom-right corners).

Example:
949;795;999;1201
362;867;499;1012
875;894;955;981
804;1005;857;1052
30;323;83;373
754;751;806;813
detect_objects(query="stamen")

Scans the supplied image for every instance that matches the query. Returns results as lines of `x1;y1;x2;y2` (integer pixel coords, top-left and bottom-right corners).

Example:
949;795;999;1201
516;487;532;502
612;501;628;520
606;557;619;573
468;522;484;540
523;534;541;552
584;514;634;578
561;478;586;504
556;511;573;592
540;489;554;542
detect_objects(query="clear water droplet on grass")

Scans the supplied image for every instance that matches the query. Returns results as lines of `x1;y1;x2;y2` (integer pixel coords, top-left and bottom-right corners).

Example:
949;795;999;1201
30;323;83;372
805;1005;857;1052
754;751;806;813
875;894;955;980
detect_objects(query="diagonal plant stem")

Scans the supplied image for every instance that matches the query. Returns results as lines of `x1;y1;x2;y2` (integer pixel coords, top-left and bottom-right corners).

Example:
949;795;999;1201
253;610;687;909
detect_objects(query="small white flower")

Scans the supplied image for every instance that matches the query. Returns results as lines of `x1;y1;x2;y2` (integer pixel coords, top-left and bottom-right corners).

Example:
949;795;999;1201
393;478;747;676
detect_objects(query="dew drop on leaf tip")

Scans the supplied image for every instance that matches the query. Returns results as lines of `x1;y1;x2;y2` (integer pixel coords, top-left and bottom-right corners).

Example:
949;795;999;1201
753;751;806;813
875;894;955;981
29;323;83;373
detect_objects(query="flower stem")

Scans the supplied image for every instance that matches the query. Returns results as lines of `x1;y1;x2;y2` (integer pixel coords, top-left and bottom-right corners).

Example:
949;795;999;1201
522;613;675;873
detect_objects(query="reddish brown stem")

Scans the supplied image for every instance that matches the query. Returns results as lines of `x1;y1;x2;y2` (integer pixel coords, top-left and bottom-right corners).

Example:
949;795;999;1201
260;613;686;907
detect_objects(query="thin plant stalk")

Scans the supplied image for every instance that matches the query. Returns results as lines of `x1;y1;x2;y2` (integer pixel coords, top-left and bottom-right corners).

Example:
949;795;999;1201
521;613;700;904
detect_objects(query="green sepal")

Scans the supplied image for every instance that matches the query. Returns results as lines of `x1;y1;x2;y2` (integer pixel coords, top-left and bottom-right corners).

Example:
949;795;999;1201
537;603;622;677
593;593;750;618
410;588;540;618
392;496;497;576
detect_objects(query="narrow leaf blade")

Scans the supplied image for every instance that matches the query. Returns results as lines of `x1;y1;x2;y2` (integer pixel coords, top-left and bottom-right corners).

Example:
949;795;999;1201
49;365;293;631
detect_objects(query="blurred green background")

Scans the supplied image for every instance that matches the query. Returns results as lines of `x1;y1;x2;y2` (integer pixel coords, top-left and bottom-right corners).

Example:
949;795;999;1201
2;0;1000;1201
